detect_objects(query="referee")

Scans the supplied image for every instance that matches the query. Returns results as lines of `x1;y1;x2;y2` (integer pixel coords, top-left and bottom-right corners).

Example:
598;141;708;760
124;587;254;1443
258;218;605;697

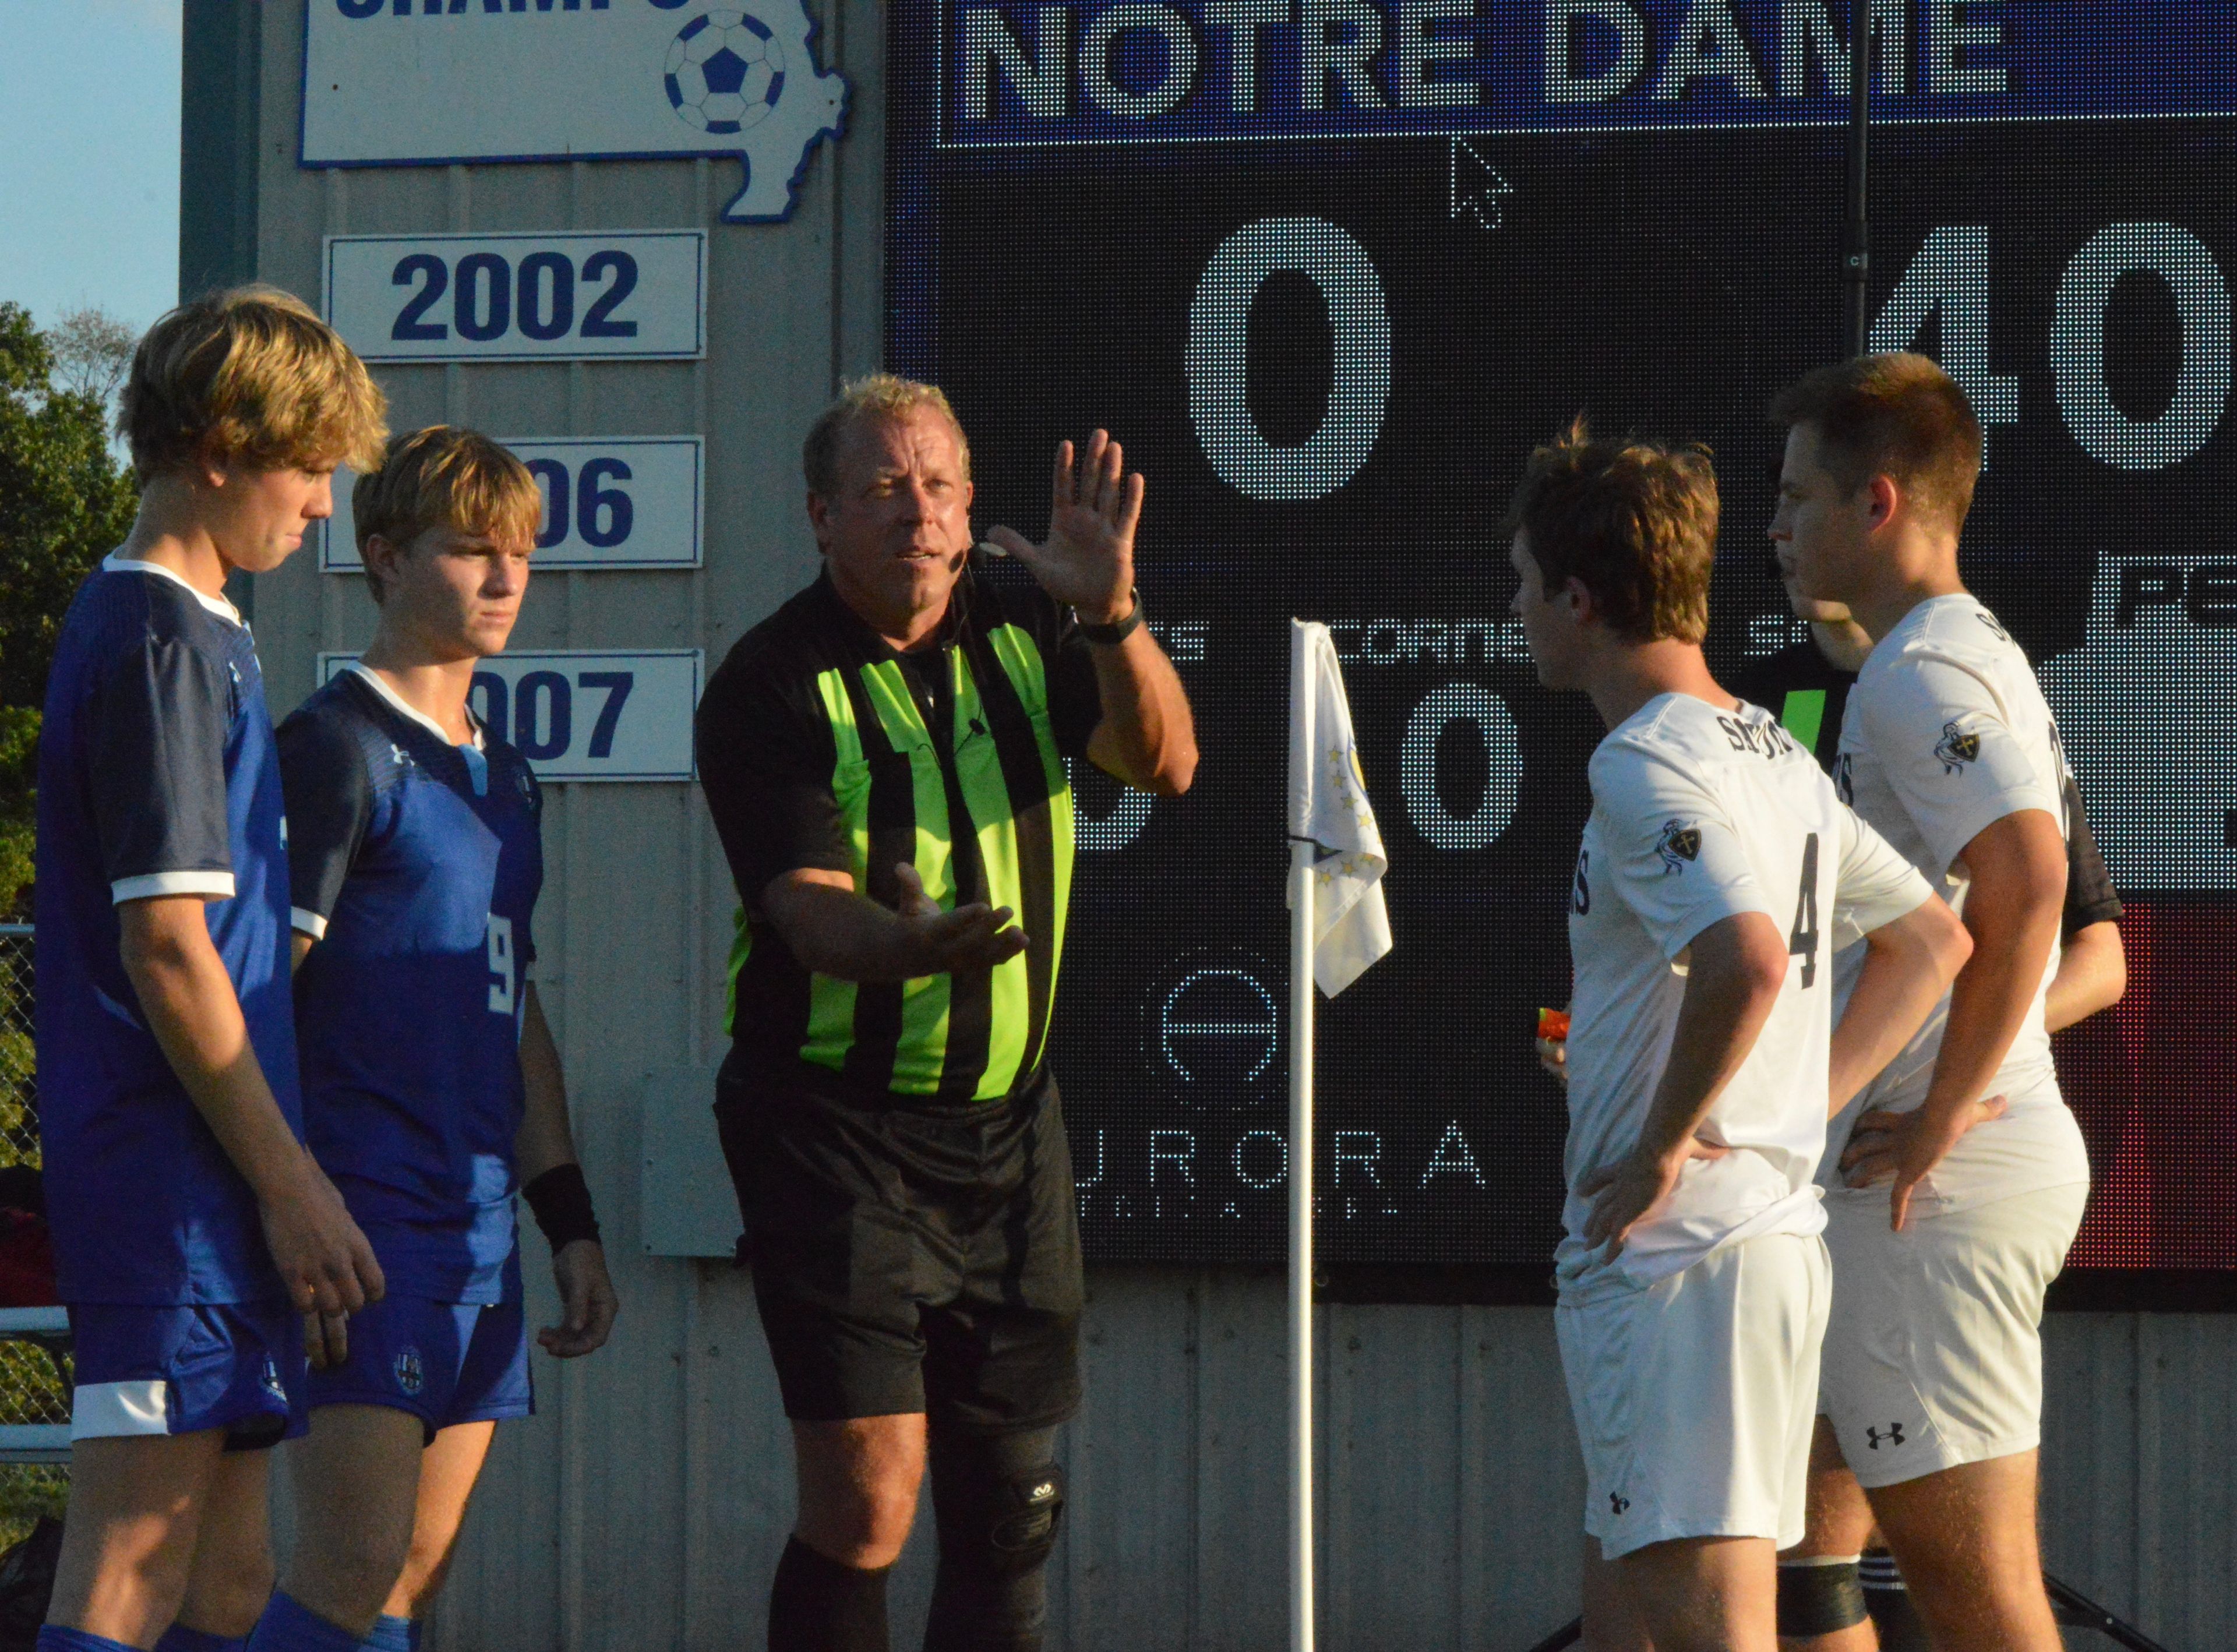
696;376;1195;1652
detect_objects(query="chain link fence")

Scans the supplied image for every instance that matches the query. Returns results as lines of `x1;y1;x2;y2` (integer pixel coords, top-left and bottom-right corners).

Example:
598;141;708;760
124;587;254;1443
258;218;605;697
0;924;69;1538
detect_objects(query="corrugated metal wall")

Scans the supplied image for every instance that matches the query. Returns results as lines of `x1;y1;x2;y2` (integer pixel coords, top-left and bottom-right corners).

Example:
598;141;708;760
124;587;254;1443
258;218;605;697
229;4;2234;1646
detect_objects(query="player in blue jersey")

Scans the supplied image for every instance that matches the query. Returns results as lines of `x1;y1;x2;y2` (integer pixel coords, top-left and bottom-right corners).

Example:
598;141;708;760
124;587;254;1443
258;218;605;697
33;288;389;1652
246;428;618;1652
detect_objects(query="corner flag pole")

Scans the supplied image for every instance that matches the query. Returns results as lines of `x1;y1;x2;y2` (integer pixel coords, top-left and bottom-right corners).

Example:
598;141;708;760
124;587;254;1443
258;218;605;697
1844;0;1873;356
1286;622;1317;1652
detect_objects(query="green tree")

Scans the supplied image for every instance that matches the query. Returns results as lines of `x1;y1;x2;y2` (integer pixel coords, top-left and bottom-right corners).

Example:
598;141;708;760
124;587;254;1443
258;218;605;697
0;302;140;916
48;308;139;408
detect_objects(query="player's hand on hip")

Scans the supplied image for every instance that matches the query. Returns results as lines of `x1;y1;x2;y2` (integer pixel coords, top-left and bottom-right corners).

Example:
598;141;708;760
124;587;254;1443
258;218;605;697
261;1149;387;1316
893;863;1028;973
982;430;1142;626
1578;1137;1724;1261
539;1240;618;1358
1840;1096;2009;1230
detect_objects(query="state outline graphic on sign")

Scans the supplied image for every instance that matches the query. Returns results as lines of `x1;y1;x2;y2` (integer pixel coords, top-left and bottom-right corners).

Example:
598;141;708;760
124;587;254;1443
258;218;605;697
302;0;848;224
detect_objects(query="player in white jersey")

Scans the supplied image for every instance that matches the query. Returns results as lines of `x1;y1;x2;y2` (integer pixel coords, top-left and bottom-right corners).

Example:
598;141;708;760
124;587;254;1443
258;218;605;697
1767;354;2090;1652
1506;424;1968;1652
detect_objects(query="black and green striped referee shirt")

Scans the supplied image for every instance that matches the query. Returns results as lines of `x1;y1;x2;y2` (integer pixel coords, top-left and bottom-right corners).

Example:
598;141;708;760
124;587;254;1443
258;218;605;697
697;569;1103;1107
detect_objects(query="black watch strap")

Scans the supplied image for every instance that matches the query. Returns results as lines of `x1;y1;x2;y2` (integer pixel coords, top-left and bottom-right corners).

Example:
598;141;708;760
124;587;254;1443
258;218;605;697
1075;590;1144;645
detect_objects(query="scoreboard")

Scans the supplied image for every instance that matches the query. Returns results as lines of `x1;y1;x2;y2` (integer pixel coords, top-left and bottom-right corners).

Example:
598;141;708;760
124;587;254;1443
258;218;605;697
885;0;2237;1282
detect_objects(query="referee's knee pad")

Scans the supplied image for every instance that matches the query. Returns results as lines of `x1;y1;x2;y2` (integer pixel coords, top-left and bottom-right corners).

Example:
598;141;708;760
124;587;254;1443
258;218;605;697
926;1435;1065;1652
1776;1555;1866;1637
937;1457;1065;1579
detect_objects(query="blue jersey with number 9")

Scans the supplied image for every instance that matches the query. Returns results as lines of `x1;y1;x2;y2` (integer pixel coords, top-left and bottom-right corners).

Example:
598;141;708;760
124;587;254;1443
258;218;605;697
278;666;544;1303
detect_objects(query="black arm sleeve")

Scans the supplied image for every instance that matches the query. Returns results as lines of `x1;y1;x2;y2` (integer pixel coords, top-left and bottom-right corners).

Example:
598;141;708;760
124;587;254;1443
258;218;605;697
694;658;851;907
2062;775;2124;936
89;634;235;896
275;708;375;933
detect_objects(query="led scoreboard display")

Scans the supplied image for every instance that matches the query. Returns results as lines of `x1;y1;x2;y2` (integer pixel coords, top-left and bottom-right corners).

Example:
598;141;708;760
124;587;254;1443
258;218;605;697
887;1;2237;1283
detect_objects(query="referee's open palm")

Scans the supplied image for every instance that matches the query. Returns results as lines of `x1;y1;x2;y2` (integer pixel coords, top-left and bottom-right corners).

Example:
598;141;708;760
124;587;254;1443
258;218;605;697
983;430;1142;622
894;863;1028;974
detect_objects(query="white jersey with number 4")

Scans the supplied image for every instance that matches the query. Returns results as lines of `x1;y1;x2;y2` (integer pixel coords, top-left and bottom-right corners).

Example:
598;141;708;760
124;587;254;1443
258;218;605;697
1561;694;1932;1288
1826;592;2092;1215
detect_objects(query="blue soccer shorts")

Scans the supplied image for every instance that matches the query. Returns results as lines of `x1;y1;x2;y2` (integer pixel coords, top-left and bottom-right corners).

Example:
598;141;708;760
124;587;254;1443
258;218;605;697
304;1291;532;1442
69;1300;306;1449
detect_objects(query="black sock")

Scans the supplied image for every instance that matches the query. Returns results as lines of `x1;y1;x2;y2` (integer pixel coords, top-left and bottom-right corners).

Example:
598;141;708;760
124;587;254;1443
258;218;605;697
769;1534;891;1652
1861;1548;1933;1652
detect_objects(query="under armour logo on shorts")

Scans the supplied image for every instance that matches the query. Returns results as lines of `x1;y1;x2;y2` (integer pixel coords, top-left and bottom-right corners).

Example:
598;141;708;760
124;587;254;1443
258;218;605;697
1866;1422;1906;1450
1609;1492;1631;1515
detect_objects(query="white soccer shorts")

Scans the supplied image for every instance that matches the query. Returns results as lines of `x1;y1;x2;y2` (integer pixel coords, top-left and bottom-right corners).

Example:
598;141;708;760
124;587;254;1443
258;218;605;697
1818;1180;2089;1489
1557;1230;1831;1559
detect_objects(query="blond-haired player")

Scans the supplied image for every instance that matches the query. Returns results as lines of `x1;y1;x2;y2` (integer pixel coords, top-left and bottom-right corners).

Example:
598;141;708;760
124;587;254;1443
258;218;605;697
251;429;618;1652
33;287;387;1652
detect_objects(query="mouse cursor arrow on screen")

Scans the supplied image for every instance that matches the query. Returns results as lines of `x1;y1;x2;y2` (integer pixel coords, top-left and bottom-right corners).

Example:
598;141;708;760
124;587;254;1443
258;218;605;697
1449;139;1513;231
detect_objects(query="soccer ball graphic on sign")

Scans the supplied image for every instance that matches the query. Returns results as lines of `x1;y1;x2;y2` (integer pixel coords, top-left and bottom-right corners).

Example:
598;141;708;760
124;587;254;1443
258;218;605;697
665;11;787;136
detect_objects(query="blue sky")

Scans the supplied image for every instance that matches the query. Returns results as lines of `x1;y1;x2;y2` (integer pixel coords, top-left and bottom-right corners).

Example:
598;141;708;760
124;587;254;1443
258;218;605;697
0;0;182;337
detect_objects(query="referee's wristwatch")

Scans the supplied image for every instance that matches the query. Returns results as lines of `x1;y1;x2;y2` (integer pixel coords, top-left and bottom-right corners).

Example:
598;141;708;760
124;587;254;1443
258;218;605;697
1075;588;1143;645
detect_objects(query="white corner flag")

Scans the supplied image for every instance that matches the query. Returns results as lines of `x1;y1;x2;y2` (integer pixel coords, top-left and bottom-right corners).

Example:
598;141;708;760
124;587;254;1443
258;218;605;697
1283;620;1392;1652
1289;621;1392;997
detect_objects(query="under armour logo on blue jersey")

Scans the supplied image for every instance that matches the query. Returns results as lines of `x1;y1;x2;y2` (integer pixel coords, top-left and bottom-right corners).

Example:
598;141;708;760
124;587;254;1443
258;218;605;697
1866;1422;1906;1450
394;1346;426;1397
390;743;412;768
1655;820;1702;875
1933;722;1980;774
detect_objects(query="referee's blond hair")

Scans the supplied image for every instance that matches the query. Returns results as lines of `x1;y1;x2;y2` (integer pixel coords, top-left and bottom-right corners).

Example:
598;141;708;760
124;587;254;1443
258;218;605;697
802;374;972;496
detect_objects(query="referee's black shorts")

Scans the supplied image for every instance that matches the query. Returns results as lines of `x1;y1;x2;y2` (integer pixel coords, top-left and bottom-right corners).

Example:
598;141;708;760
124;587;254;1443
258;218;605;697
715;1061;1084;1435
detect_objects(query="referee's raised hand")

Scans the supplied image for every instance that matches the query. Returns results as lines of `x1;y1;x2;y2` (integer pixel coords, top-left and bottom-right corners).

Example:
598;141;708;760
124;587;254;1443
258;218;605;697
983;429;1143;627
893;862;1028;973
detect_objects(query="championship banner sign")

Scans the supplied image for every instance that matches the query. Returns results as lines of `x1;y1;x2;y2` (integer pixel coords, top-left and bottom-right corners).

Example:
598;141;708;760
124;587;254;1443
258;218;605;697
302;0;848;223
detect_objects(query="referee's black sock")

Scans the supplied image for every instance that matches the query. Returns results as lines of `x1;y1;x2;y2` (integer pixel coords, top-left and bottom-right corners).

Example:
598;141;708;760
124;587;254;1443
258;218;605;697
769;1535;892;1652
1860;1548;1932;1652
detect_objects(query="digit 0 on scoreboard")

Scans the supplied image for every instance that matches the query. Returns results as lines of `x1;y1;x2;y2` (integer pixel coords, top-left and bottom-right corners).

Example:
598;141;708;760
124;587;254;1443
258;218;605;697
324;231;705;361
322;437;704;572
317;651;703;782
